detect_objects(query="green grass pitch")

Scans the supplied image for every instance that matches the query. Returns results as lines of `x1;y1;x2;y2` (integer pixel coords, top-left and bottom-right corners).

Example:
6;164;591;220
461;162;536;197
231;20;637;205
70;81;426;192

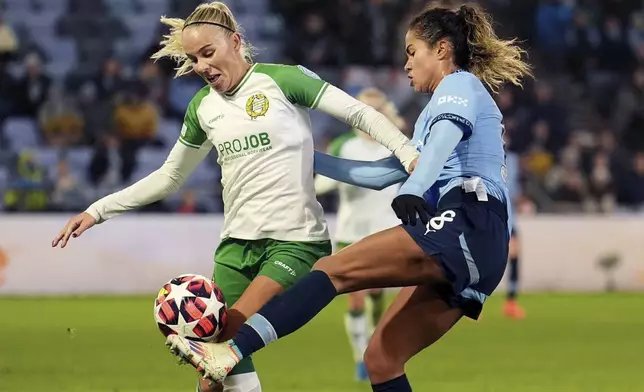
0;293;642;392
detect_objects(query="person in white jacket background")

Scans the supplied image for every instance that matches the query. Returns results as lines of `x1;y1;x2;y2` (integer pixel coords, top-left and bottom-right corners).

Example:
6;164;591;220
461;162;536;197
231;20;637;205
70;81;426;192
315;88;407;382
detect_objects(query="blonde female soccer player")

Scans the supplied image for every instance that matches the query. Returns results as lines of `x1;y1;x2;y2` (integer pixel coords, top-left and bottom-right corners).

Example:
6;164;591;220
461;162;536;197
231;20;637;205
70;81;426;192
51;2;417;392
315;88;404;381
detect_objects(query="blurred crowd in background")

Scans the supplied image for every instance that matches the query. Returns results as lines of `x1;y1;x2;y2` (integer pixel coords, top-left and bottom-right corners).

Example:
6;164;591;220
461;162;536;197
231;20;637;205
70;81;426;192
1;0;644;215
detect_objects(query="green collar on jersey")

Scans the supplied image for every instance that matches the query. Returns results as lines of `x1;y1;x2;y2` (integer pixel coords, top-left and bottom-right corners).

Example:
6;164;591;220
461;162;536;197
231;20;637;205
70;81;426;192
225;63;258;97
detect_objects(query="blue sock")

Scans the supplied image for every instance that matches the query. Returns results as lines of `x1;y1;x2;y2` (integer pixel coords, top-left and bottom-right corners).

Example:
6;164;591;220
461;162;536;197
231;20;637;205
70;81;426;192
372;374;412;391
232;270;338;357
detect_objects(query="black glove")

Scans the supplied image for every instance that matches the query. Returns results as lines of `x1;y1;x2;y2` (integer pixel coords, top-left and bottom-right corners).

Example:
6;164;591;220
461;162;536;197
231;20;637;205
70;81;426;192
391;194;432;226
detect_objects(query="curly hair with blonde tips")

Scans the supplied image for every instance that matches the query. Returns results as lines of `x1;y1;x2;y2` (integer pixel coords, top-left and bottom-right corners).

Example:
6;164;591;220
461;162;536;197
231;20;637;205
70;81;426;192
151;2;256;78
409;3;533;92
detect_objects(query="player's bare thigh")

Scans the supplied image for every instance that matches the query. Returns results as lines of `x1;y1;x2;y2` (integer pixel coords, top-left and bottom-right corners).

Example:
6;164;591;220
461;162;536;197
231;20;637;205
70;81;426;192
312;226;449;293
364;284;463;384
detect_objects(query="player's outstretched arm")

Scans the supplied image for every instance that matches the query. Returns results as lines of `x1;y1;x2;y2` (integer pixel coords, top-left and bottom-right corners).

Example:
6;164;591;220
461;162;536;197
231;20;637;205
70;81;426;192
313;151;408;191
391;120;463;225
258;64;417;172
315;85;418;172
51;141;210;248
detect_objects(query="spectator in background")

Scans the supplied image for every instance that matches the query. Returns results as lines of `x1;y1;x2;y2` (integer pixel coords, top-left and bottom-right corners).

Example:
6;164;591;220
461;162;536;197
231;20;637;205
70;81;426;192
366;0;407;66
530;81;567;150
38;84;85;147
551;167;587;208
3;152;49;212
535;0;573;70
77;82;112;145
565;9;600;83
335;0;373;64
14;53;50;117
614;67;644;151
633;41;644;64
596;129;617;156
597;15;633;75
139;60;168;114
592;15;634;116
113;81;160;182
87;134;121;198
615;152;644;210
496;88;531;150
628;12;644;54
50;158;89;212
546;133;581;193
586;152;616;213
94;58;126;102
0;60;15;124
524;120;555;178
0;13;18;66
286;12;340;66
593;129;631;178
496;88;519;118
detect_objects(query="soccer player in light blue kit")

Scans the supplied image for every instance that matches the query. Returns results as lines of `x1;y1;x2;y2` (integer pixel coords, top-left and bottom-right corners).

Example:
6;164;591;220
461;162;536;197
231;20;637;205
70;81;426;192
167;4;532;391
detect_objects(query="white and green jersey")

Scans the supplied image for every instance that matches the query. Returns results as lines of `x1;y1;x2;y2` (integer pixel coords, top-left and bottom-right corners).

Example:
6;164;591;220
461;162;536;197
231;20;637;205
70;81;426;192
179;63;329;241
84;63;417;243
318;132;400;243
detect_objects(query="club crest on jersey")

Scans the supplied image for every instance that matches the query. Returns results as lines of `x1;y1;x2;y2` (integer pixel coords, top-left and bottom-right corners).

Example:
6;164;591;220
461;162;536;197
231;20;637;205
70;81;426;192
246;93;270;120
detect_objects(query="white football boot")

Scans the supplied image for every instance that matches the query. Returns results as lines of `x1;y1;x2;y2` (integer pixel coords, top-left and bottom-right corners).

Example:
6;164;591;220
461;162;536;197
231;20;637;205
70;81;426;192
166;335;241;383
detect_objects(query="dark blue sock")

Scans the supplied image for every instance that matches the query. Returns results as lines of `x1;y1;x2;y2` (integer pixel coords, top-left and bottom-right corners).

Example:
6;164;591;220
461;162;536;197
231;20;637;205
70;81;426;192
232;270;338;358
507;256;519;300
372;374;412;392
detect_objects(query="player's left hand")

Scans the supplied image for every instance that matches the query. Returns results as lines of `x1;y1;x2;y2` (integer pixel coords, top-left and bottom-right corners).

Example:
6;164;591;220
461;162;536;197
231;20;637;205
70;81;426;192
391;194;431;226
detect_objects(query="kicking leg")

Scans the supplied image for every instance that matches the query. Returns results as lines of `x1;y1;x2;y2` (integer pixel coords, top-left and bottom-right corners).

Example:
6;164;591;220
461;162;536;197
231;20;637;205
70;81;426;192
365;285;462;391
185;239;329;389
167;226;449;383
201;262;271;392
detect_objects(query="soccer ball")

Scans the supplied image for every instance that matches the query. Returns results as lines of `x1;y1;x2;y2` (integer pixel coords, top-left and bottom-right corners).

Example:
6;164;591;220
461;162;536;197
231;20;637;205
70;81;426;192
154;274;227;342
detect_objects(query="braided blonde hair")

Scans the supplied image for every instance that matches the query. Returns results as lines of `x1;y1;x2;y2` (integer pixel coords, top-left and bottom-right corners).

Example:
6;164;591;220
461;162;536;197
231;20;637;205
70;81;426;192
151;2;255;77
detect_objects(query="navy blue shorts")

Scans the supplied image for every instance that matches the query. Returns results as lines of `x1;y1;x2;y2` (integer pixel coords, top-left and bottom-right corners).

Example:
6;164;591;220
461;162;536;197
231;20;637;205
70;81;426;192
402;188;510;320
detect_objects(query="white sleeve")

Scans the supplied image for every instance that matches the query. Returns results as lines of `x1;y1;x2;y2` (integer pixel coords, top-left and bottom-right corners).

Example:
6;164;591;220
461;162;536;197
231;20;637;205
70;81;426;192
314;174;338;195
315;85;418;172
85;141;211;223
